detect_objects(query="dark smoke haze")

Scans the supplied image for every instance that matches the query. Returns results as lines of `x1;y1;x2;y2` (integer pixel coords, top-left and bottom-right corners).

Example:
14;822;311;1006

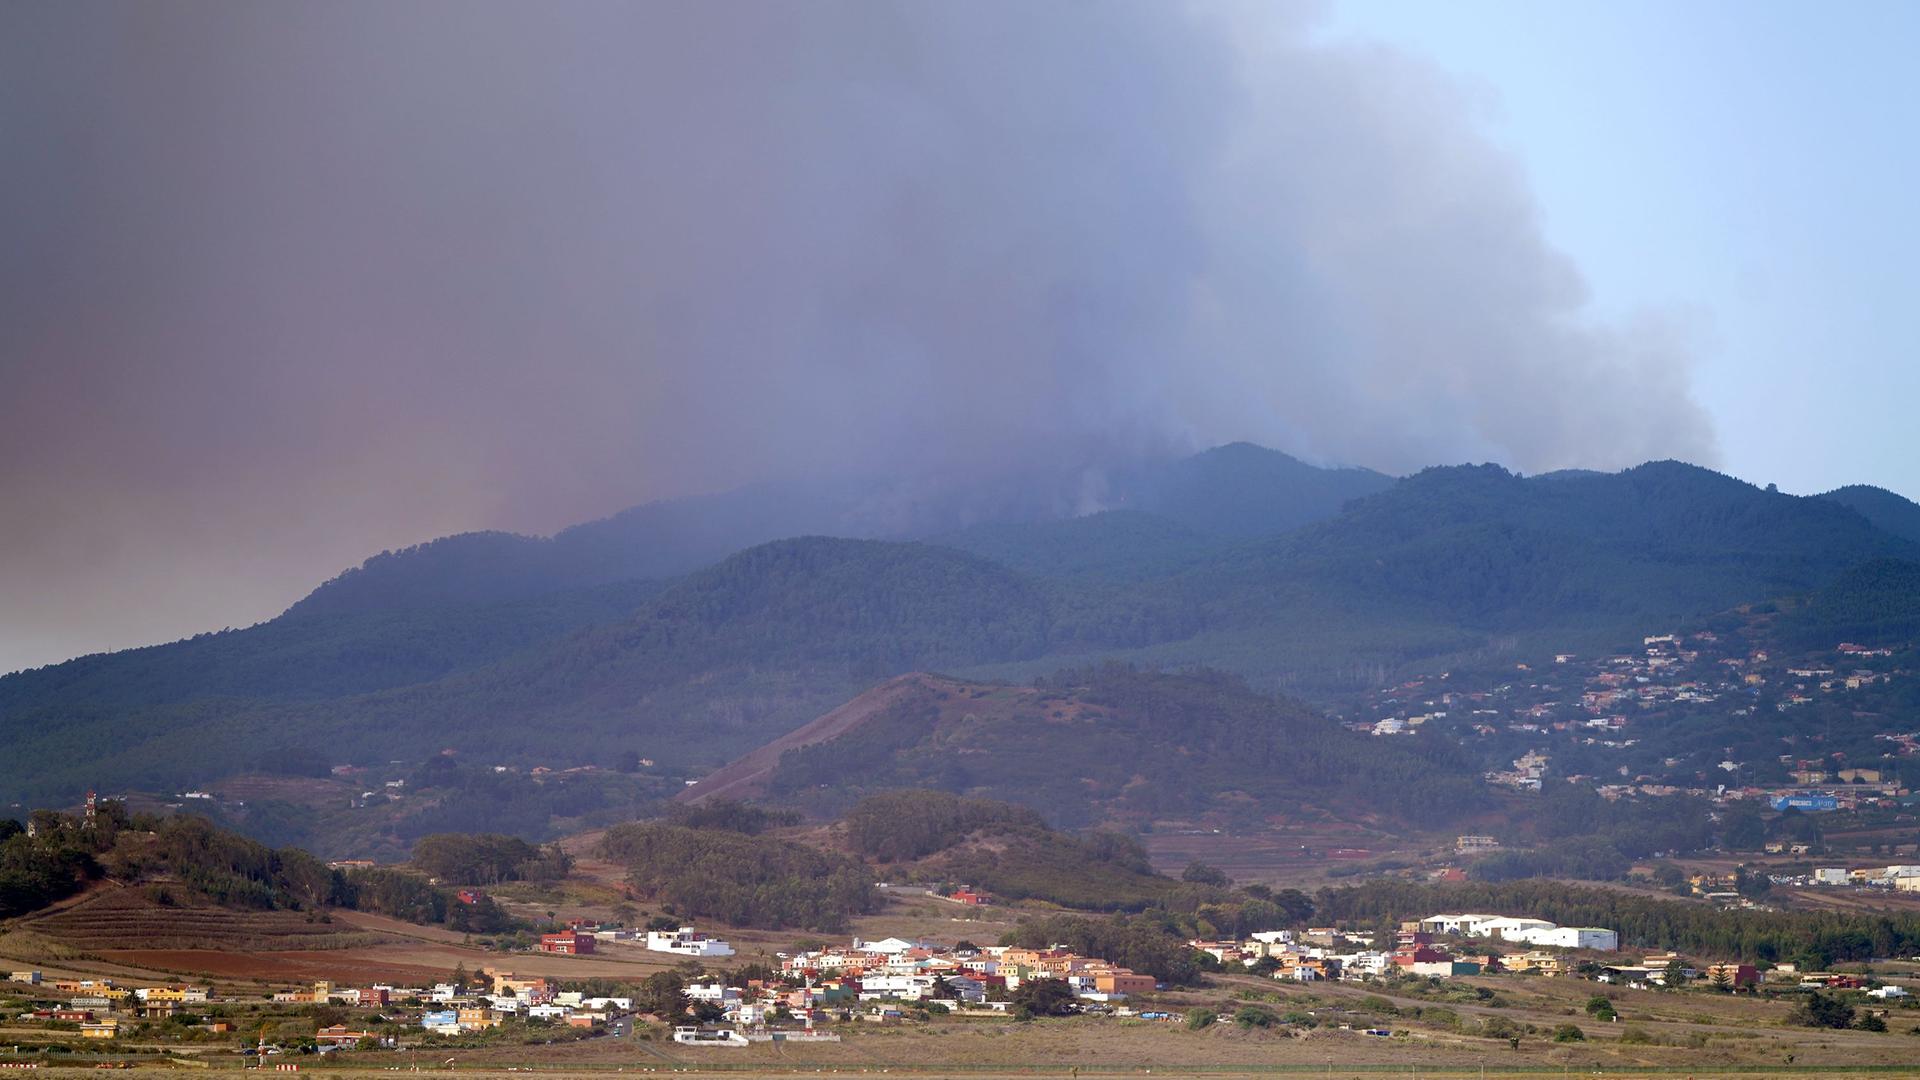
0;1;1716;672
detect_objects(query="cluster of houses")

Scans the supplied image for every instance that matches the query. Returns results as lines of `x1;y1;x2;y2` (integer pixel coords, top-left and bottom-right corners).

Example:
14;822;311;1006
6;971;215;1040
1345;629;1913;813
414;969;632;1034
1190;927;1424;981
1777;863;1920;892
531;923;736;958
392;935;1172;1048
1186;915;1618;984
777;937;1158;1006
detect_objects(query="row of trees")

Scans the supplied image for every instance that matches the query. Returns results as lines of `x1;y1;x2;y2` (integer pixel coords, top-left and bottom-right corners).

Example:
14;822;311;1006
409;833;572;885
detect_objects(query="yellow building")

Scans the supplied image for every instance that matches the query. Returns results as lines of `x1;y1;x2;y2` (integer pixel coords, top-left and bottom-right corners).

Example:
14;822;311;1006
1507;951;1566;975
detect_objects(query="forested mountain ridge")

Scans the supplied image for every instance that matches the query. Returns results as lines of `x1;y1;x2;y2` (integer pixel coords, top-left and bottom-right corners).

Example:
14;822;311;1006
0;538;1064;802
1817;483;1920;546
1139;461;1920;672
287;444;1391;619
6;451;1918;820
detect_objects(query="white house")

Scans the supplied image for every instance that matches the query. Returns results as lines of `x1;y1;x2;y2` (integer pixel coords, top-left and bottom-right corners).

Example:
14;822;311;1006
855;974;938;1001
672;1026;747;1047
646;927;735;958
686;982;743;1006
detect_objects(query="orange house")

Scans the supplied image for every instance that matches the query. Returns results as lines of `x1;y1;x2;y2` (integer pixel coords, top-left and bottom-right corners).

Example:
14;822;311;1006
1094;971;1156;996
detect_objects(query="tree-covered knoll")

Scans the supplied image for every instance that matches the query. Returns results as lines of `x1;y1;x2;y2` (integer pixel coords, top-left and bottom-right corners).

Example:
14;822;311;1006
595;822;876;932
772;667;1487;828
408;833;572;885
844;791;1047;862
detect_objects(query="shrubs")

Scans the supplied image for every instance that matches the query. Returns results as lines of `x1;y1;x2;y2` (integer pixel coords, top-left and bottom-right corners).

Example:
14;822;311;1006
1788;991;1855;1030
1232;1005;1276;1030
1551;1024;1586;1043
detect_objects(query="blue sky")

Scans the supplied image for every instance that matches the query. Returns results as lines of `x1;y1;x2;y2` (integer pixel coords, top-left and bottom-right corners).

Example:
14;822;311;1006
1326;0;1920;499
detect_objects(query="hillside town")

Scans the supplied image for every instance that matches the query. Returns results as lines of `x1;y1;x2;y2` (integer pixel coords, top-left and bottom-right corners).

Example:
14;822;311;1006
1345;629;1916;815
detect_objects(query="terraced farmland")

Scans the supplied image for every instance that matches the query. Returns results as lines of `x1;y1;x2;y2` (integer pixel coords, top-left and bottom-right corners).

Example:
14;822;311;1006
12;883;392;952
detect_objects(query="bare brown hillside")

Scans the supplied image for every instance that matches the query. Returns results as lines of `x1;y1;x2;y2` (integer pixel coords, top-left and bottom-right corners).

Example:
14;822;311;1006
676;672;996;804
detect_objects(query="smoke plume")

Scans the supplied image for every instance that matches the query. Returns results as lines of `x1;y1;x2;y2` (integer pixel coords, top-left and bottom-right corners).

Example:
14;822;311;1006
0;1;1716;670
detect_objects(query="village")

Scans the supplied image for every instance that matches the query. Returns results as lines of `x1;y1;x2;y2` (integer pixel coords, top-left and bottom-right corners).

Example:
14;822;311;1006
12;891;1920;1072
1345;628;1916;816
0;907;1757;1049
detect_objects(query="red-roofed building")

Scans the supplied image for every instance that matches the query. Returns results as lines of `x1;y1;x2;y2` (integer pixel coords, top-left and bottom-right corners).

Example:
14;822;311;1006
539;931;595;956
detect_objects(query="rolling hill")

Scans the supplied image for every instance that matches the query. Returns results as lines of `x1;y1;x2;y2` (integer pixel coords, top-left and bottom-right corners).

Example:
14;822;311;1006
723;667;1488;830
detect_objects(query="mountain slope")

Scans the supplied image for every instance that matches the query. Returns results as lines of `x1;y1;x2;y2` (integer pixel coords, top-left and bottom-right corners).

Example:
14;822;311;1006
1114;441;1395;537
0;580;659;717
0;538;1058;801
934;510;1229;583
749;667;1487;829
1163;461;1918;661
11;453;1919;813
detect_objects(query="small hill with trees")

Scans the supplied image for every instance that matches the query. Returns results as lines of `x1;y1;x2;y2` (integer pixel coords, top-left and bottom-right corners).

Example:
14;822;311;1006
756;667;1487;829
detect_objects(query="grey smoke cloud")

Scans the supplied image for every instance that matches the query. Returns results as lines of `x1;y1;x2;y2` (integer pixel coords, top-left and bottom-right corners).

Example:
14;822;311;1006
0;1;1716;672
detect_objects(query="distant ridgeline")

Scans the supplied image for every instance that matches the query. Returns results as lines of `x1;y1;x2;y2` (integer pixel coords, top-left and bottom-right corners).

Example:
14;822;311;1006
2;444;1917;839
